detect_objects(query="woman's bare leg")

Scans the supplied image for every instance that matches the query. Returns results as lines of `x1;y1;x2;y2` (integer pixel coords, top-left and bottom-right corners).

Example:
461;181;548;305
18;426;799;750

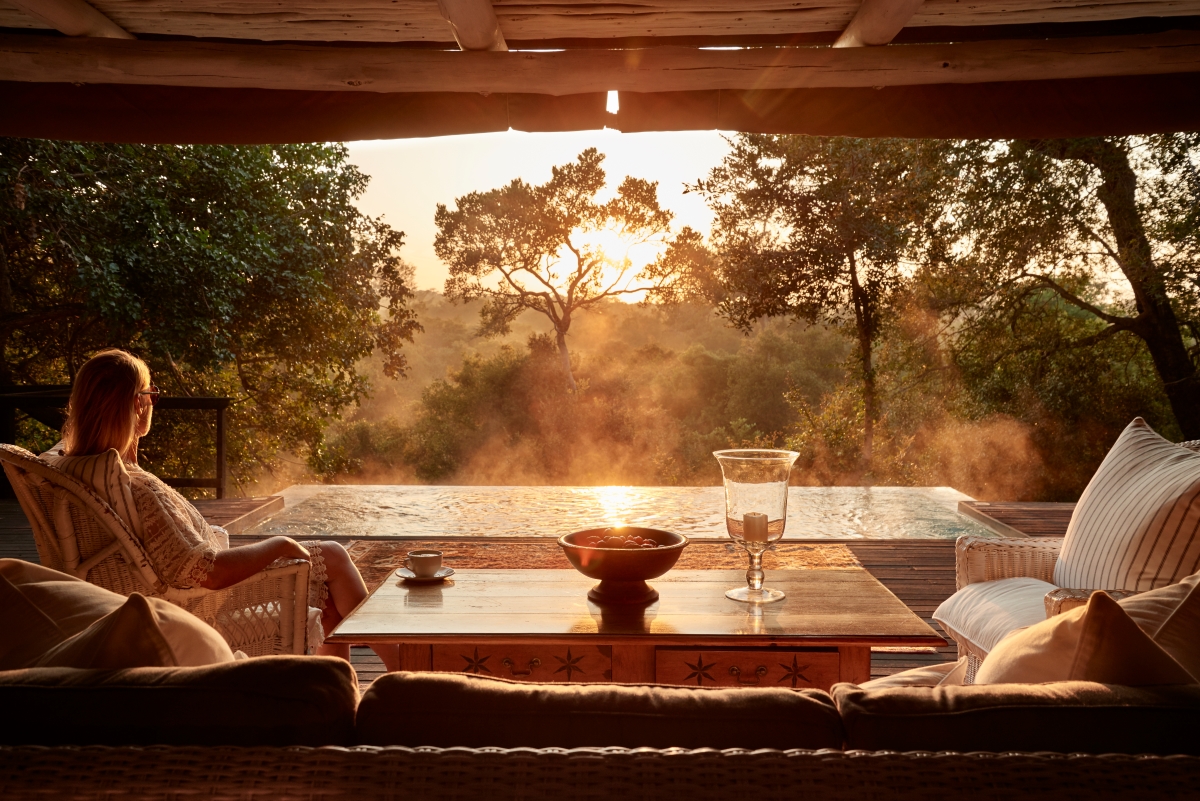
313;541;401;671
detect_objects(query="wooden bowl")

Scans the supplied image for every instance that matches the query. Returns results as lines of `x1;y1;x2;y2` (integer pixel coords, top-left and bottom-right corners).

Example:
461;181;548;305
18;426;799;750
558;526;689;605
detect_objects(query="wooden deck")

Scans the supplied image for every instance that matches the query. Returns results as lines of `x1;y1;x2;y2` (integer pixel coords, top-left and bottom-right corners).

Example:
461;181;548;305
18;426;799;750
192;496;284;535
959;501;1075;538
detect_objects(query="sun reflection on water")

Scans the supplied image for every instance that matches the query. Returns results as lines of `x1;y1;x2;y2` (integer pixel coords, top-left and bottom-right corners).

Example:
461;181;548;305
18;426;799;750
589;485;639;528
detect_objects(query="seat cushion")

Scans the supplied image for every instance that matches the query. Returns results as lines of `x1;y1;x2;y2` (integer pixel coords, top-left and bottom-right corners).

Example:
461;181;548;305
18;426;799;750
978;574;1200;685
0;558;233;669
933;576;1054;656
832;681;1200;754
0;656;358;746
356;671;844;749
1054;417;1200;592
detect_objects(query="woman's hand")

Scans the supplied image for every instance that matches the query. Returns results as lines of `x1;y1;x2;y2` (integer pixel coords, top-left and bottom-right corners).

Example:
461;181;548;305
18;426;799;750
200;536;311;590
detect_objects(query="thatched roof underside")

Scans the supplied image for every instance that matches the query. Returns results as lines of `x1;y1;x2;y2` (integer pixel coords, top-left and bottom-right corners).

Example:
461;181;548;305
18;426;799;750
1;0;1198;142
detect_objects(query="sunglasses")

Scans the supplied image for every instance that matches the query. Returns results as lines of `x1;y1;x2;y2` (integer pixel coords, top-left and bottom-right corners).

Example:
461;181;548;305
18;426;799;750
137;384;161;407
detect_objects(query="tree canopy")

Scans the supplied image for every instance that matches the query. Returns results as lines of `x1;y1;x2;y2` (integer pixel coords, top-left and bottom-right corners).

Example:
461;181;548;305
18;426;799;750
434;148;679;390
0;139;420;487
682;134;950;466
935;135;1200;439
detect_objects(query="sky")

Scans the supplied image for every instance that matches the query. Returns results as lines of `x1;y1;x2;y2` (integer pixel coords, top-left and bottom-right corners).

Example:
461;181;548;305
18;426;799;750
346;129;733;292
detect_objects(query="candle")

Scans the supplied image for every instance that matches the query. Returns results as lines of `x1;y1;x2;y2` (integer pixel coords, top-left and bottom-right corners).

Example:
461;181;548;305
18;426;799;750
743;512;769;542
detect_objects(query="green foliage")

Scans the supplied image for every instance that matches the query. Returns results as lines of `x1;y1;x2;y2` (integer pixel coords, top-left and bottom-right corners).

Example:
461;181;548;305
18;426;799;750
945;286;1177;499
435;148;683;389
935;135;1200;438
682;134;954;466
0;139;420;490
309;418;409;482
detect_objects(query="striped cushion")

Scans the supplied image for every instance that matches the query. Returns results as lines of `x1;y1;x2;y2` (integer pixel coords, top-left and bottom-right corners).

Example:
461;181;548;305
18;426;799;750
1054;418;1200;592
39;446;142;538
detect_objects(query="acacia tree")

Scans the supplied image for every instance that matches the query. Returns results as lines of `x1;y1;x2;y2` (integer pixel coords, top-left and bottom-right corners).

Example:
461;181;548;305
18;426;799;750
0;139;421;487
434;148;677;390
681;135;949;465
940;135;1200;439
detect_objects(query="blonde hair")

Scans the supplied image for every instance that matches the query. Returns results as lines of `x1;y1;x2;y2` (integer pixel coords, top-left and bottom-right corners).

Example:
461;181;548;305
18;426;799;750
62;349;151;461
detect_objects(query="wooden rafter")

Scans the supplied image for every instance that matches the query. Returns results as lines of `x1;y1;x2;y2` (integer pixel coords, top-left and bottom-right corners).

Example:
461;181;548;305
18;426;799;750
2;31;1198;94
834;0;925;47
438;0;507;51
3;1;1198;45
6;0;131;39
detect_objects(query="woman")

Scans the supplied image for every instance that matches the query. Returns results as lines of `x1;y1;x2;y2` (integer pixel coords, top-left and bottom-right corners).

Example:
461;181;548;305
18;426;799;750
53;349;398;670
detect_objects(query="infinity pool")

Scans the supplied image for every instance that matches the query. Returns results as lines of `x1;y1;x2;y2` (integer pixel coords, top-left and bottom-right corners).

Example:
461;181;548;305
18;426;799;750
245;485;995;541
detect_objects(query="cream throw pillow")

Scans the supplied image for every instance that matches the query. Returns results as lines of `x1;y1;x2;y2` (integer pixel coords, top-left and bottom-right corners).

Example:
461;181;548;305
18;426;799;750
1054;418;1200;592
40;445;143;538
0;558;233;669
977;579;1200;685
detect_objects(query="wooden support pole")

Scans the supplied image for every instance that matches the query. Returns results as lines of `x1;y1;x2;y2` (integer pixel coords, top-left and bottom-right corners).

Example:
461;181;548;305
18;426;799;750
6;0;132;39
3;30;1199;95
834;0;926;48
215;405;227;500
437;0;506;52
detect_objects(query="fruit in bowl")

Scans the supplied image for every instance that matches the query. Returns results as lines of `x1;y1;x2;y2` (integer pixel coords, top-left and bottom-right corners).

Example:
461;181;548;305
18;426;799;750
558;526;689;605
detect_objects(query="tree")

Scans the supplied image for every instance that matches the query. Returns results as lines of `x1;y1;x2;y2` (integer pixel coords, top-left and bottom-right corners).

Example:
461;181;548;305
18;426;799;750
683;135;949;465
940;135;1200;439
0;139;421;488
434;148;677;390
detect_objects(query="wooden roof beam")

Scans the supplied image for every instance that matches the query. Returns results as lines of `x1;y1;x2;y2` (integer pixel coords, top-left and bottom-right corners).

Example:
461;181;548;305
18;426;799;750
7;0;132;39
4;31;1199;94
438;0;506;52
834;0;925;48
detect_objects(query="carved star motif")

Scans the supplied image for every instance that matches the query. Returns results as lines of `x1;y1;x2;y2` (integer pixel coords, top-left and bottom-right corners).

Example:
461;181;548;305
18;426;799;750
461;647;492;674
554;648;587;681
778;655;811;688
684;654;716;685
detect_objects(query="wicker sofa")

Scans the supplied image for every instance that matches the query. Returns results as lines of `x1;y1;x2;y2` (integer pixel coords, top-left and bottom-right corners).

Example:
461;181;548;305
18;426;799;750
2;660;1199;800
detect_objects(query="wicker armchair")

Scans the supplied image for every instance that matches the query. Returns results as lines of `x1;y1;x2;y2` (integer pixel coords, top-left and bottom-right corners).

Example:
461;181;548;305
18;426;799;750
955;535;1141;617
944;535;1143;661
0;444;309;656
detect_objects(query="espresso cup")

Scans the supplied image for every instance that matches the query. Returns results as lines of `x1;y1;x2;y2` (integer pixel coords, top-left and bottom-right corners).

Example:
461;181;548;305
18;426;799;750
405;550;443;578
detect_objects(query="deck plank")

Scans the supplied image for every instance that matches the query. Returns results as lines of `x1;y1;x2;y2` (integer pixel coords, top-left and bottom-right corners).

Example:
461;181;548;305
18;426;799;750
959;501;1074;537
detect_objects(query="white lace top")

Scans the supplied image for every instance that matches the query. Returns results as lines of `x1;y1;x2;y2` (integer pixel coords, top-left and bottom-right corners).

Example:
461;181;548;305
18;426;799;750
125;464;226;588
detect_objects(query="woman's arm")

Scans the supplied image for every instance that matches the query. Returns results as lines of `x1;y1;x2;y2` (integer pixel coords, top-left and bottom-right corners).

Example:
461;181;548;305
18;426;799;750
200;536;310;590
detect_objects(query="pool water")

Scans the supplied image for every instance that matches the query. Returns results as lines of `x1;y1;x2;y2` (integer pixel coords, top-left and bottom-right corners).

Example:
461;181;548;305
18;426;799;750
245;485;995;541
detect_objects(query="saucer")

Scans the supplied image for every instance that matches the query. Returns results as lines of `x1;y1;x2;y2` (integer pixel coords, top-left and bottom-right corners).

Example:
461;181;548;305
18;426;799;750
396;567;454;582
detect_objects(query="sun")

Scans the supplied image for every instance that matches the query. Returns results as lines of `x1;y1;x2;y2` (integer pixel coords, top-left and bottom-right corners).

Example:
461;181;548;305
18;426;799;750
566;226;669;303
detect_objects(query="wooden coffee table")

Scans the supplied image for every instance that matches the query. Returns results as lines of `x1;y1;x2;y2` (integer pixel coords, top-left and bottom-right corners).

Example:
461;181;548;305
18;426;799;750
328;569;945;689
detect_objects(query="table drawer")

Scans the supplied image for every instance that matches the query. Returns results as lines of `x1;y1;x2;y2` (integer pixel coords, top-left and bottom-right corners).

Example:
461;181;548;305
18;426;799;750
431;643;612;683
655;648;840;689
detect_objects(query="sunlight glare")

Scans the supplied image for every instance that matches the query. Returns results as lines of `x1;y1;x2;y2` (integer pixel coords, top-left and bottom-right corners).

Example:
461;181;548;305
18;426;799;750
593;485;638;527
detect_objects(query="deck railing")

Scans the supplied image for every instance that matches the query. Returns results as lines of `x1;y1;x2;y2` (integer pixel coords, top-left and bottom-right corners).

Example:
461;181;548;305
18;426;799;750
0;386;230;498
